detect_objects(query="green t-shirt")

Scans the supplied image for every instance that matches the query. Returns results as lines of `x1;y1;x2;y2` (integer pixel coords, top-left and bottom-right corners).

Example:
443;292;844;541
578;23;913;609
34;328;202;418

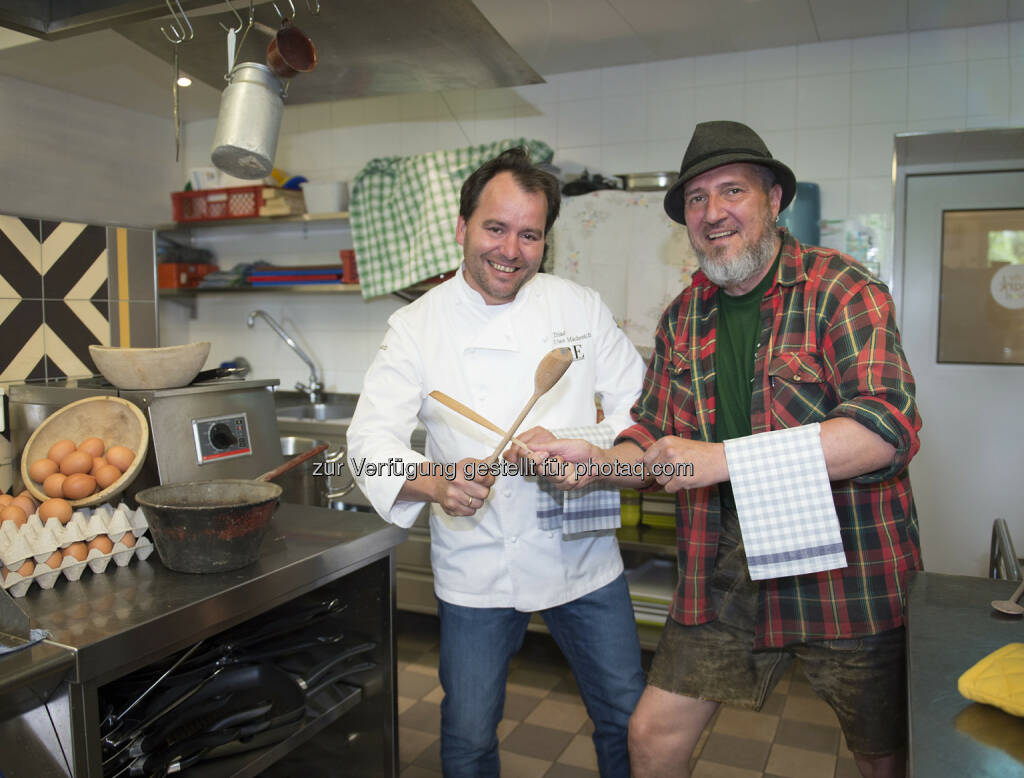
714;254;779;507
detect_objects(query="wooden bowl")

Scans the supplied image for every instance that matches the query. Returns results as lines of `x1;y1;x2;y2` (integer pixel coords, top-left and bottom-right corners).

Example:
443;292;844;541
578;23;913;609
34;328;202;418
88;342;210;390
20;396;149;509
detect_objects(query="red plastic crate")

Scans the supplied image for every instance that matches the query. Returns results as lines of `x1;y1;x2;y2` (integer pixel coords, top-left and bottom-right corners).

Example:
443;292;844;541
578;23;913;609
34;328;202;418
171;186;265;222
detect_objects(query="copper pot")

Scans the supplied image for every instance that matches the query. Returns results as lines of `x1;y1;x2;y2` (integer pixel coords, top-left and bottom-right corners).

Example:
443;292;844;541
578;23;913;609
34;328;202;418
266;19;317;79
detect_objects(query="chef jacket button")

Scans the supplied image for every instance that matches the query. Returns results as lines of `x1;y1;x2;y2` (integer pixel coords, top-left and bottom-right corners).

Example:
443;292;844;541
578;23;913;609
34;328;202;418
503;489;512;498
509;535;518;544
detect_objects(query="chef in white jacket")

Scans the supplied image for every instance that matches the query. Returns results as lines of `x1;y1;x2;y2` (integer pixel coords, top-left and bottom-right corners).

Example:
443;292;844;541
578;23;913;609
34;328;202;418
347;147;645;777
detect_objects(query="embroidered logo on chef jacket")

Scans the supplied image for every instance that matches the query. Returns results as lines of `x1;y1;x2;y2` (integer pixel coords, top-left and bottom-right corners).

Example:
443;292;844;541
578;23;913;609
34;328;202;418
550;330;592;360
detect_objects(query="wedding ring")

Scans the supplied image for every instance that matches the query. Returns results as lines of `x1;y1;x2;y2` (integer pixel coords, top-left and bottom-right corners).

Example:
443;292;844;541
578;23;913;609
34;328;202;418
466;495;473;507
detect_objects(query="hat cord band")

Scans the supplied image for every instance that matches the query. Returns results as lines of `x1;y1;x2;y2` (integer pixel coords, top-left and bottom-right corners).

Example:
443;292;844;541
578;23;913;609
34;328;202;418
684;147;773;169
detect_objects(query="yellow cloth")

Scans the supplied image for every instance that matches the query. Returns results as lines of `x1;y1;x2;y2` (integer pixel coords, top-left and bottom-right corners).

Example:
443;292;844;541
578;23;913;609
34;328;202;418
958;642;1024;717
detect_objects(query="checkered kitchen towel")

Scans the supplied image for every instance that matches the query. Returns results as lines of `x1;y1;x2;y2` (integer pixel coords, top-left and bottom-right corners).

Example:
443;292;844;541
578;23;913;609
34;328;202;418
350;139;554;299
723;423;847;580
537;422;621;536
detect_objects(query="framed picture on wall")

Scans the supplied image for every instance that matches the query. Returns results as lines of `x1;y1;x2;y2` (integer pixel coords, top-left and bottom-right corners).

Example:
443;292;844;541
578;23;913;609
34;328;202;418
937;208;1024;364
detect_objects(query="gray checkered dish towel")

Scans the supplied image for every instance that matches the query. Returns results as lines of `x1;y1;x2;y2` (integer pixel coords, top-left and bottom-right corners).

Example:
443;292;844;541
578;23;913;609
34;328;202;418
723;423;847;580
349;139;555;299
537;423;622;537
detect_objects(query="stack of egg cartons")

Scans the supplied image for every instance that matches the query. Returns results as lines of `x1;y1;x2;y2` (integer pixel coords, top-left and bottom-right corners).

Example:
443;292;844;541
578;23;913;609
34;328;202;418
0;503;154;598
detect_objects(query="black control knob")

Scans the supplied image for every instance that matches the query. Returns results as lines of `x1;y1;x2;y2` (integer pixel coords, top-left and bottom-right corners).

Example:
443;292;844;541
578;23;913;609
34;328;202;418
209;422;238;450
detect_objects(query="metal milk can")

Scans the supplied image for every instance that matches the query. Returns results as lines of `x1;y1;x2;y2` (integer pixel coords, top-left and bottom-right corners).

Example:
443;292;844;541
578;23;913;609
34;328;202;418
211;62;286;180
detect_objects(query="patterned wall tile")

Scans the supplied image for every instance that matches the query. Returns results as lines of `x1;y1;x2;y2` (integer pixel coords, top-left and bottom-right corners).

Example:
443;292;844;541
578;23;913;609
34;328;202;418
107;227;156;302
0;298;46;383
108;300;158;348
0;215;42;299
41;221;108;300
1;387;11;464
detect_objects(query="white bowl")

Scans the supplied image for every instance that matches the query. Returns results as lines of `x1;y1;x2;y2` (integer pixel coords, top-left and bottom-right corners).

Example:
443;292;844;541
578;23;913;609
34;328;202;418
89;342;210;390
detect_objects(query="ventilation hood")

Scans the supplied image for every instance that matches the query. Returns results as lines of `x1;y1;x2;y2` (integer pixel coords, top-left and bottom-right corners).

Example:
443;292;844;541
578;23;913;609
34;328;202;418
0;0;542;112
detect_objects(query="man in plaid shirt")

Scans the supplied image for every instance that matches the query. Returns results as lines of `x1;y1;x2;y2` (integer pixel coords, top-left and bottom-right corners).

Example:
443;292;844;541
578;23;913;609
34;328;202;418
533;121;921;778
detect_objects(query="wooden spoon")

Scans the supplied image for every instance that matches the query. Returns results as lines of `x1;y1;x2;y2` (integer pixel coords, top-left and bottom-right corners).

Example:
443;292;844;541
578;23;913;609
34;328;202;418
257;443;329;482
991;579;1024;615
486;347;574;464
428;391;533;455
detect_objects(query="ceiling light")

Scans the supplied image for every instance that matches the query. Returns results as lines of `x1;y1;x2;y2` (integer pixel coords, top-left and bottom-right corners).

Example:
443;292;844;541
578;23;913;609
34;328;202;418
176;74;192;87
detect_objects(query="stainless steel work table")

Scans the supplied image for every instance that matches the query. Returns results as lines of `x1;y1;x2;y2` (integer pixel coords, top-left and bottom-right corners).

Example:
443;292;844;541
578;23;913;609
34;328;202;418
2;502;406;777
907;571;1024;777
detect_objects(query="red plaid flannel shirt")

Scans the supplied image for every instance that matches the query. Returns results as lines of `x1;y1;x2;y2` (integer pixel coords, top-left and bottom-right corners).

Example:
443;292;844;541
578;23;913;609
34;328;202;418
618;230;922;648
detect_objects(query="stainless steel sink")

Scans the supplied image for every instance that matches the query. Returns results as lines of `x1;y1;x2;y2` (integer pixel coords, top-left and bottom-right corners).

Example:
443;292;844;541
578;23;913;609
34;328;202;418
276;403;353;422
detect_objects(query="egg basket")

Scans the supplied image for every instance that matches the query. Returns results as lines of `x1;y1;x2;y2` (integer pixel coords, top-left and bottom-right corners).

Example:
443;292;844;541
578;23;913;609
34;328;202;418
20;396;149;508
0;502;154;597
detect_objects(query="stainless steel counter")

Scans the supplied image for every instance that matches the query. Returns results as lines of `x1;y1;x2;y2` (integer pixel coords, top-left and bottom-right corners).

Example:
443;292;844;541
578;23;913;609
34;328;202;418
1;502;406;777
907;571;1024;777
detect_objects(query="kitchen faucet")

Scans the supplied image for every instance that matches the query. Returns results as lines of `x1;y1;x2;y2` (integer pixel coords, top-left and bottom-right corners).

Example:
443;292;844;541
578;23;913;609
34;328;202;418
246;310;324;404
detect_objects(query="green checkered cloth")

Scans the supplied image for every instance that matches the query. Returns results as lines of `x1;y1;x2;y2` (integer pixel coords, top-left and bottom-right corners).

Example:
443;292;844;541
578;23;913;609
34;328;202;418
350;139;554;298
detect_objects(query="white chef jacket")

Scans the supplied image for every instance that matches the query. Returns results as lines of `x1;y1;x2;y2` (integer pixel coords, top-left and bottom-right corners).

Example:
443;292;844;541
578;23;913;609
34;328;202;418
347;267;644;611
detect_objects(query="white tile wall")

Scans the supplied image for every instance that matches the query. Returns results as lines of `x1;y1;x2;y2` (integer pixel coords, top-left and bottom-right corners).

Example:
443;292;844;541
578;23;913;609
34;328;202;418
158;20;1024;386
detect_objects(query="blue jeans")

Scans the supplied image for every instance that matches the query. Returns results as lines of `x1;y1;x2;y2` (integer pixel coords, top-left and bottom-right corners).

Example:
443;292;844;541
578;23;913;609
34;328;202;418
437;573;644;777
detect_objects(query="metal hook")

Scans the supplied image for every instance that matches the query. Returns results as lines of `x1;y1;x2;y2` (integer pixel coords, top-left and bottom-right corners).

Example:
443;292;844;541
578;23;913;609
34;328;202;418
160;0;194;43
218;0;244;33
272;0;296;19
306;0;320;15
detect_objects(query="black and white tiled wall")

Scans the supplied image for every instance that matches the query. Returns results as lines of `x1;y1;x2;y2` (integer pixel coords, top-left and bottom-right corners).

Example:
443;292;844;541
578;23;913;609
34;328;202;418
0;213;157;494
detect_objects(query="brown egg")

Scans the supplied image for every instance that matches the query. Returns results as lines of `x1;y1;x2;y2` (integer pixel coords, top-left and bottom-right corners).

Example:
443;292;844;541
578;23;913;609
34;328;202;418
0;505;27;527
63;542;88;561
88;535;113;554
0;494;12;507
119;532;137;548
38;498;73;524
63;473;98;500
95;464;123;490
90;456;108;476
15;558;34;577
29;457;59;484
105;445;136;472
60;449;93;476
43;550;63;569
78;437;105;458
47;439;77;464
42;473;68;498
11;495;36;517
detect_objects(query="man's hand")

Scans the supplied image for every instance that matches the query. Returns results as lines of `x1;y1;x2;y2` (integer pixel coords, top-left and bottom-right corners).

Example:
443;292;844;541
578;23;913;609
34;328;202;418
503;426;556;465
642;437;727;492
431;457;495;516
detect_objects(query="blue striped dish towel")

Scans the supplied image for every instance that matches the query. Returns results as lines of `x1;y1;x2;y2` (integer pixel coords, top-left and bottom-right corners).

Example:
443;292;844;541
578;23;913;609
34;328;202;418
723;423;847;580
537;423;622;536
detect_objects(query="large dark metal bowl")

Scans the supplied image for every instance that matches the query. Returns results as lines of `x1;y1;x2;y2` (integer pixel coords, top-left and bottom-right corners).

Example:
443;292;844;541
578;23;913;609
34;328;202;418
135;480;282;574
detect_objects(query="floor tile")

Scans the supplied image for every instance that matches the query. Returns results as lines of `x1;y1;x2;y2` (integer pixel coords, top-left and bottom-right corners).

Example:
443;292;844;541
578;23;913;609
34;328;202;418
557;733;599;770
498;718;518;742
834;756;860;777
698;731;772;771
401;700;442;735
398;726;437;763
544;762;600;777
761;690;787;716
713;705;780;742
507;666;565;695
411;738;442;771
400;765;442;778
504;689;543;720
398;668;440;699
765;743;837;778
423;684;445;704
500;749;555;778
525;698;591;733
691;762;763;777
501;722;575;761
772;718;840;753
397;695;417;715
780;692;839;725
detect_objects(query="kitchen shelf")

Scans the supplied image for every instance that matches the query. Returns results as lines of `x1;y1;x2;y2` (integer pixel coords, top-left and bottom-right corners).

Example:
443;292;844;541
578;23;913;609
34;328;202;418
156;211;350;231
161;283;363;296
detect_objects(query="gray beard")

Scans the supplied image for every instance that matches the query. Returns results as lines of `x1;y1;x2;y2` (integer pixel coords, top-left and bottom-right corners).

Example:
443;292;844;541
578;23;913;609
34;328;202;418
692;228;778;289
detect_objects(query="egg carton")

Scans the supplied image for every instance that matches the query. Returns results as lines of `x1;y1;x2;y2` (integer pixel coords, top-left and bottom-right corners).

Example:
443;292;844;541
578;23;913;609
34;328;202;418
0;502;154;598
